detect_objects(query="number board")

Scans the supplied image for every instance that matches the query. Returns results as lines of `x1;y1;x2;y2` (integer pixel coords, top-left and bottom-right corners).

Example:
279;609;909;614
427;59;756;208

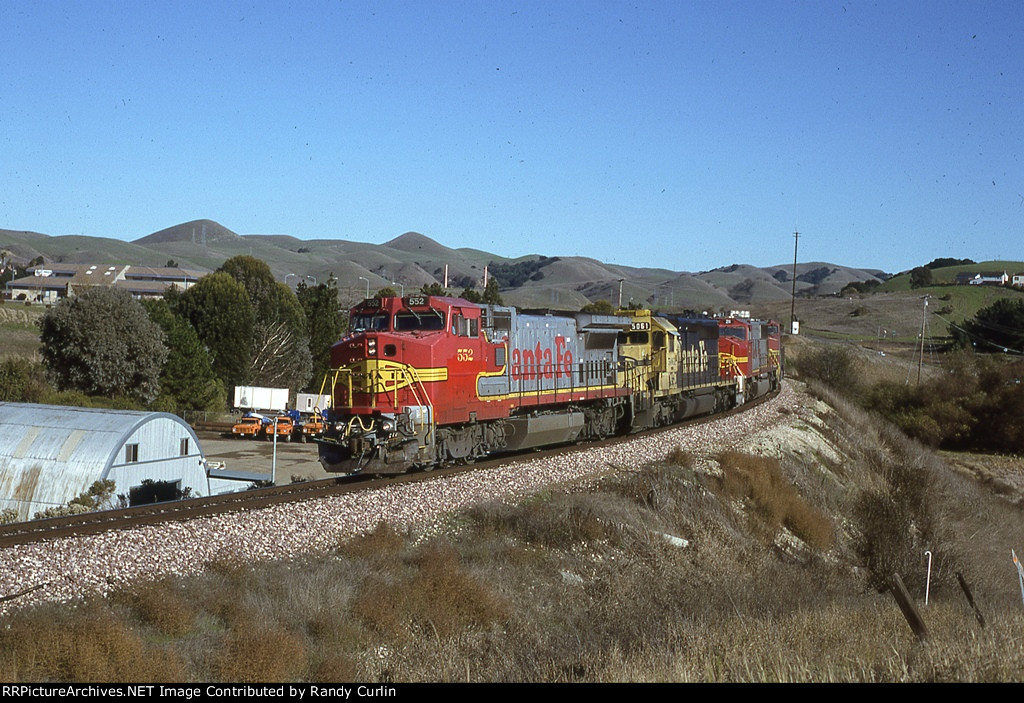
630;321;651;331
363;298;381;308
405;295;429;307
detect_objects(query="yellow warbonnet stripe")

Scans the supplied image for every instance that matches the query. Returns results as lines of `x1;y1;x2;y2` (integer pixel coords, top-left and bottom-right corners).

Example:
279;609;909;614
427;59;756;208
479;384;623;402
347;359;449;394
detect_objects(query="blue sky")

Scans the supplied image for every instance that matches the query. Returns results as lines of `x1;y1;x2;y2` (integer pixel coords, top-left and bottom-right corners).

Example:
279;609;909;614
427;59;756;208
2;1;1020;273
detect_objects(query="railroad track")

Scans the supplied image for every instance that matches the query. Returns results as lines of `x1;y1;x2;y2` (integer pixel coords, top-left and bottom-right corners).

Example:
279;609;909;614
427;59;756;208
0;389;779;549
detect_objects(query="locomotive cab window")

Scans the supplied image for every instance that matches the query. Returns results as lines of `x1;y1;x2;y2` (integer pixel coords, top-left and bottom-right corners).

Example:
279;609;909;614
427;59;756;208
451;312;479;338
352;313;390;332
394;308;445;331
618;331;649;345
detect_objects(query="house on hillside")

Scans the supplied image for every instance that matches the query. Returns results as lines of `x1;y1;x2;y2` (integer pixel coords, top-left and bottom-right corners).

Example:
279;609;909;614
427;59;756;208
4;264;205;302
1012;274;1024;288
955;271;1009;286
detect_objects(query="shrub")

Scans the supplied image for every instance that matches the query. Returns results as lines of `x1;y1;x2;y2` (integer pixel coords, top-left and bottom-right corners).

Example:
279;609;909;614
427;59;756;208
111;577;196;637
0;357;50;402
714;452;833;550
666;446;693;468
792;345;859;393
212;624;307;682
351;541;509;642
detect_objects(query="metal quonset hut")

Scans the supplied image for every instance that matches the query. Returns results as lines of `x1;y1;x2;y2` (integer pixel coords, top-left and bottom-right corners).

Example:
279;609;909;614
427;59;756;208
0;403;211;521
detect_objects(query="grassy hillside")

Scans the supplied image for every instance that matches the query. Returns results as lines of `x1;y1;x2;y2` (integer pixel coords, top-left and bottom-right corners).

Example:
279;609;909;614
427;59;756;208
880;260;1024;292
753;285;1023;343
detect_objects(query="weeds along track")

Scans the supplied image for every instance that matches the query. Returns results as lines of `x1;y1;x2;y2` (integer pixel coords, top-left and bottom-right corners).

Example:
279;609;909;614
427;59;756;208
0;389;780;550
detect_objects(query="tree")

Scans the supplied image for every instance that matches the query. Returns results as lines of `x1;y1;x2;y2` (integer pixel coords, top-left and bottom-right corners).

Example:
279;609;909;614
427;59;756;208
909;266;933;289
925;257;975;269
217;255;279;318
581;300;615;314
460;287;483;303
39;287;167;403
420;283;447;296
0;358;49;403
143;299;225;412
172;272;255;390
953;298;1024;353
174;260;314;393
297;276;347;388
211;256;312;391
247;281;312;390
482;278;503;305
374;286;398;299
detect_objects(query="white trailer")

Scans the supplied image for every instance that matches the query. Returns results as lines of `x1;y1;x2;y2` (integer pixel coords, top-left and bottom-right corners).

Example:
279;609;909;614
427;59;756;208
295;393;331;414
233;386;289;412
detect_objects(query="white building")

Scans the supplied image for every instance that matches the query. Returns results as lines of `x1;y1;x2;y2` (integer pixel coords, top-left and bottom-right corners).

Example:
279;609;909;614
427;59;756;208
0;403;234;520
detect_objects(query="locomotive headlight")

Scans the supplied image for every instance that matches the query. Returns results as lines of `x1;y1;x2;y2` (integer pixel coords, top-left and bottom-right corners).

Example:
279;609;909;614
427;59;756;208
367;338;377;356
380;419;395;433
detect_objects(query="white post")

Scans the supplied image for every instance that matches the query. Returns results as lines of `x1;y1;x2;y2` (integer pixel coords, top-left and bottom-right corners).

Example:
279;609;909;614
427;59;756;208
924;550;933;605
272;417;278;485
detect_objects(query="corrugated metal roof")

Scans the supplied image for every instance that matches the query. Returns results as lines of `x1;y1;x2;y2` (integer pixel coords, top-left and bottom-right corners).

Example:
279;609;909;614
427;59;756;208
0;403;205;519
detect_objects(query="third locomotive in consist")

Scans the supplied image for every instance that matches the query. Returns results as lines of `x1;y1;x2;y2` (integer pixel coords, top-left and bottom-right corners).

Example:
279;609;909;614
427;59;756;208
316;295;781;475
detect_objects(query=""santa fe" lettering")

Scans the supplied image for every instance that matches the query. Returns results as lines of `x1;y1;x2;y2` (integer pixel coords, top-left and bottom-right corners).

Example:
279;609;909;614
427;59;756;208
509;335;573;381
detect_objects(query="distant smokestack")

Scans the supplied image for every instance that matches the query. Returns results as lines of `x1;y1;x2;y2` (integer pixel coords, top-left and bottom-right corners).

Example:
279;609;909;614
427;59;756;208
444;264;448;289
483;265;488;288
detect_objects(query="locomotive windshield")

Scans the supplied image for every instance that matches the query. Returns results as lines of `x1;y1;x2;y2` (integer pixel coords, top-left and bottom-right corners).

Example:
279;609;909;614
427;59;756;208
394;308;446;332
720;327;747;340
351;313;390;332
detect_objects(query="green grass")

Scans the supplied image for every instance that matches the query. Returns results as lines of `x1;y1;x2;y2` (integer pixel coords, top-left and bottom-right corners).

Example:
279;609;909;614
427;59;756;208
879;260;1024;292
0;304;44;359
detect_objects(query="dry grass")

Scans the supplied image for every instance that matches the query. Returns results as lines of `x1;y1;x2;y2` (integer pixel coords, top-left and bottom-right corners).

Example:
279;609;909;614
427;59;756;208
714;451;834;550
0;601;187;682
352;541;509;644
3;381;1023;682
210;623;308;683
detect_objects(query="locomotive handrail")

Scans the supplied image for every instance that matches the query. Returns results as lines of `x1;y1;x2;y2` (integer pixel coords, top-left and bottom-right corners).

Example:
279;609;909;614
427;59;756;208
320;363;435;451
719;352;744;379
397;365;435;450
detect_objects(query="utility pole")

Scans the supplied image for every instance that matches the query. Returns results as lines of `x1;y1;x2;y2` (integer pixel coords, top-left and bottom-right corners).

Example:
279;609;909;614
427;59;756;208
790;229;799;334
918;295;929;385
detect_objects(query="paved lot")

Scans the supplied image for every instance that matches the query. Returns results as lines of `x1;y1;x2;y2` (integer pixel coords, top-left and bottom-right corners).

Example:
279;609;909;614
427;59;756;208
197;430;332;483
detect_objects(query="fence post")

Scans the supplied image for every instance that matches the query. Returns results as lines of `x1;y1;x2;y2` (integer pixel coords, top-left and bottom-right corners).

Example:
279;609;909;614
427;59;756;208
890;572;929;642
956;572;987;628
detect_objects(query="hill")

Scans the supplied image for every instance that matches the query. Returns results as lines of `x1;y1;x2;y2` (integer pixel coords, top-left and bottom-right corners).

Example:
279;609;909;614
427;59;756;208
2;219;892;310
